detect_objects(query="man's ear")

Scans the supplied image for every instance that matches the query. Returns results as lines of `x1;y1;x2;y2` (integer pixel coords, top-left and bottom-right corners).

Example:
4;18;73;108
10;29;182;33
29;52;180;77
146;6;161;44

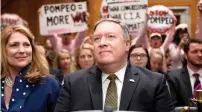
125;40;131;52
184;53;188;60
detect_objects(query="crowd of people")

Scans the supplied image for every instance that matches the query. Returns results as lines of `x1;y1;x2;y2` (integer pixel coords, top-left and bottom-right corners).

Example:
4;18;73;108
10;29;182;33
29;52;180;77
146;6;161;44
1;1;202;112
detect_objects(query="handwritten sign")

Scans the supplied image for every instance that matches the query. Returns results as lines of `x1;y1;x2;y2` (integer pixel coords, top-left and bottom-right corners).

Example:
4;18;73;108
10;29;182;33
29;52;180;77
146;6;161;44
39;2;88;36
1;13;24;30
147;5;175;33
105;0;148;37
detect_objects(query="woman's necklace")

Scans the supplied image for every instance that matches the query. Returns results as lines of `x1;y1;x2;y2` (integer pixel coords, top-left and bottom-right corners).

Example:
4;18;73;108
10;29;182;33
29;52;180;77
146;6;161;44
5;77;13;88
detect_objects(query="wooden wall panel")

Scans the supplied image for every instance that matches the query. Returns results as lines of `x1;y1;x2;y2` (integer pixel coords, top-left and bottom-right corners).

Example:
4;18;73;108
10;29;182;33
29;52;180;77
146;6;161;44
1;0;198;44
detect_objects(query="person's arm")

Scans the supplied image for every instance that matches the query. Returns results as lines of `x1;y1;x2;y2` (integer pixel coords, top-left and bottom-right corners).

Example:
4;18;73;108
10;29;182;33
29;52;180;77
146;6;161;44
161;25;176;52
196;8;202;40
155;74;175;112
47;77;61;112
71;29;87;51
54;75;71;112
131;18;150;49
166;72;180;107
47;34;62;53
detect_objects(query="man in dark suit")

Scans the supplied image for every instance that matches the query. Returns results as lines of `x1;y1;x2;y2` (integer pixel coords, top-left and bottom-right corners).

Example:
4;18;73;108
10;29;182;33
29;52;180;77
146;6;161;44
167;39;202;107
54;18;174;112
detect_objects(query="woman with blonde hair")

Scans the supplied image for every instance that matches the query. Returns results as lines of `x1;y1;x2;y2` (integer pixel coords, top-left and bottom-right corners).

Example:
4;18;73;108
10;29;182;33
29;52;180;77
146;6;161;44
1;25;60;112
53;49;75;84
75;44;95;71
149;49;164;73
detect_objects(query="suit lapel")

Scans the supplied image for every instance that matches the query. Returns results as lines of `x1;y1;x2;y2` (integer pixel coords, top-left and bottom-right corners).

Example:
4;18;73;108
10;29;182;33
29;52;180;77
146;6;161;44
87;66;103;110
119;64;139;110
181;67;192;98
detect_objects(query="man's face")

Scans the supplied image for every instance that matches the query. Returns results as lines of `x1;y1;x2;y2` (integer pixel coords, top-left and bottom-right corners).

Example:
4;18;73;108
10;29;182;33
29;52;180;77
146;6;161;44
185;43;202;68
61;33;71;45
150;36;162;48
92;21;130;65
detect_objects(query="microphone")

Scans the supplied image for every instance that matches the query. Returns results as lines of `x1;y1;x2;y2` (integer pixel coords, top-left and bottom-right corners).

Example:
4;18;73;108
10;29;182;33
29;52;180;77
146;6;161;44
104;106;113;112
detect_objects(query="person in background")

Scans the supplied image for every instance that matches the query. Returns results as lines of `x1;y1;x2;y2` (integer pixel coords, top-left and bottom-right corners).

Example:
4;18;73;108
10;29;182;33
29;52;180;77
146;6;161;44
47;30;87;55
54;18;174;112
128;44;150;69
149;49;164;74
167;39;202;107
44;39;57;69
36;44;63;83
132;15;176;72
75;45;95;71
53;49;75;84
80;36;94;50
168;23;190;70
1;25;60;112
168;1;202;70
46;12;89;55
165;49;173;72
149;33;164;49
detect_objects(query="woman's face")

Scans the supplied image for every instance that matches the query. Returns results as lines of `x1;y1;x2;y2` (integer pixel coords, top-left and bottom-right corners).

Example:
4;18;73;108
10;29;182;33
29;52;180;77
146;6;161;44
150;36;162;48
150;53;163;72
59;53;71;70
6;32;32;70
78;49;94;69
179;30;189;40
129;47;148;67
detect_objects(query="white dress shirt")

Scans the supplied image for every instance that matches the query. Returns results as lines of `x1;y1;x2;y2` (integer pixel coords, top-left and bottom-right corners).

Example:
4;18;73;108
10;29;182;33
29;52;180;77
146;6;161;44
187;66;202;92
102;63;127;110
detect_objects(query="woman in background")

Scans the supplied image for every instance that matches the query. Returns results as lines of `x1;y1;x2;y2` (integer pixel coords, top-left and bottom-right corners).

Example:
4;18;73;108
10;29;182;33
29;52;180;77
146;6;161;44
75;43;95;71
149;49;164;73
53;49;75;84
128;44;150;69
1;25;60;112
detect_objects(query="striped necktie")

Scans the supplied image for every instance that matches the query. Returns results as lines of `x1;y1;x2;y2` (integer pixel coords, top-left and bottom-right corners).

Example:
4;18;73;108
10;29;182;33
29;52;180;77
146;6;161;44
104;74;117;110
193;73;201;97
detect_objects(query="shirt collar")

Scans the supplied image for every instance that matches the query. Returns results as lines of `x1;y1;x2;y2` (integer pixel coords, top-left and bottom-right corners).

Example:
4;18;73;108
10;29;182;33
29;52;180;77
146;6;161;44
102;63;127;83
187;65;202;77
18;64;31;76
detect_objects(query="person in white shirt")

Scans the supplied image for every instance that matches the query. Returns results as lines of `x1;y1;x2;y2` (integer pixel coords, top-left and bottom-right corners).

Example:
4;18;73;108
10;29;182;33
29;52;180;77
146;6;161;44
167;38;202;107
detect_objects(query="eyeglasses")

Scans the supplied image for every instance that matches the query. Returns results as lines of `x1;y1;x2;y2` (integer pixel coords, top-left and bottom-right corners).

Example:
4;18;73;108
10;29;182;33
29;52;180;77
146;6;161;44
130;53;147;59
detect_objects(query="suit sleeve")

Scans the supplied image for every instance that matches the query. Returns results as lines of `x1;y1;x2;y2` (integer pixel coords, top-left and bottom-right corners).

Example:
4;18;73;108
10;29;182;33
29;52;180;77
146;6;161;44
166;73;180;107
54;76;71;112
155;75;175;112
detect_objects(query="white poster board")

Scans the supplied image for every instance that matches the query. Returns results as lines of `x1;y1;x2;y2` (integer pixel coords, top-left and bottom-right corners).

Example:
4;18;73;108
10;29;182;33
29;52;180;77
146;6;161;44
39;2;88;36
147;5;175;33
107;0;148;37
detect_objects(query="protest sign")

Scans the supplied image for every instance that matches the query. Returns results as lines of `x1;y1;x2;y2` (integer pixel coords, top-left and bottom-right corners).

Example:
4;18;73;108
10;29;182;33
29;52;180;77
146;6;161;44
147;5;175;33
105;0;147;36
1;13;25;30
39;2;87;36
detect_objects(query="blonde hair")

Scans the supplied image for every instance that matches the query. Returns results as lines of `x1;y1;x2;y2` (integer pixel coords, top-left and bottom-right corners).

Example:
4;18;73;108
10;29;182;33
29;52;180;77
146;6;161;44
1;25;49;83
75;45;95;71
150;49;164;60
150;49;165;72
53;49;75;73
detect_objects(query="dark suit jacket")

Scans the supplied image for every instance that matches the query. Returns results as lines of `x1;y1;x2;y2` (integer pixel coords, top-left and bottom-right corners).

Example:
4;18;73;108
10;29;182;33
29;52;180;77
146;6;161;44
167;67;192;107
54;64;174;112
49;68;64;84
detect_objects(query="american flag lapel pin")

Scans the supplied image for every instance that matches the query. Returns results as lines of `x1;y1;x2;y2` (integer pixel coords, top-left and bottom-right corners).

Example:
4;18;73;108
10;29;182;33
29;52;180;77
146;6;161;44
129;79;135;82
